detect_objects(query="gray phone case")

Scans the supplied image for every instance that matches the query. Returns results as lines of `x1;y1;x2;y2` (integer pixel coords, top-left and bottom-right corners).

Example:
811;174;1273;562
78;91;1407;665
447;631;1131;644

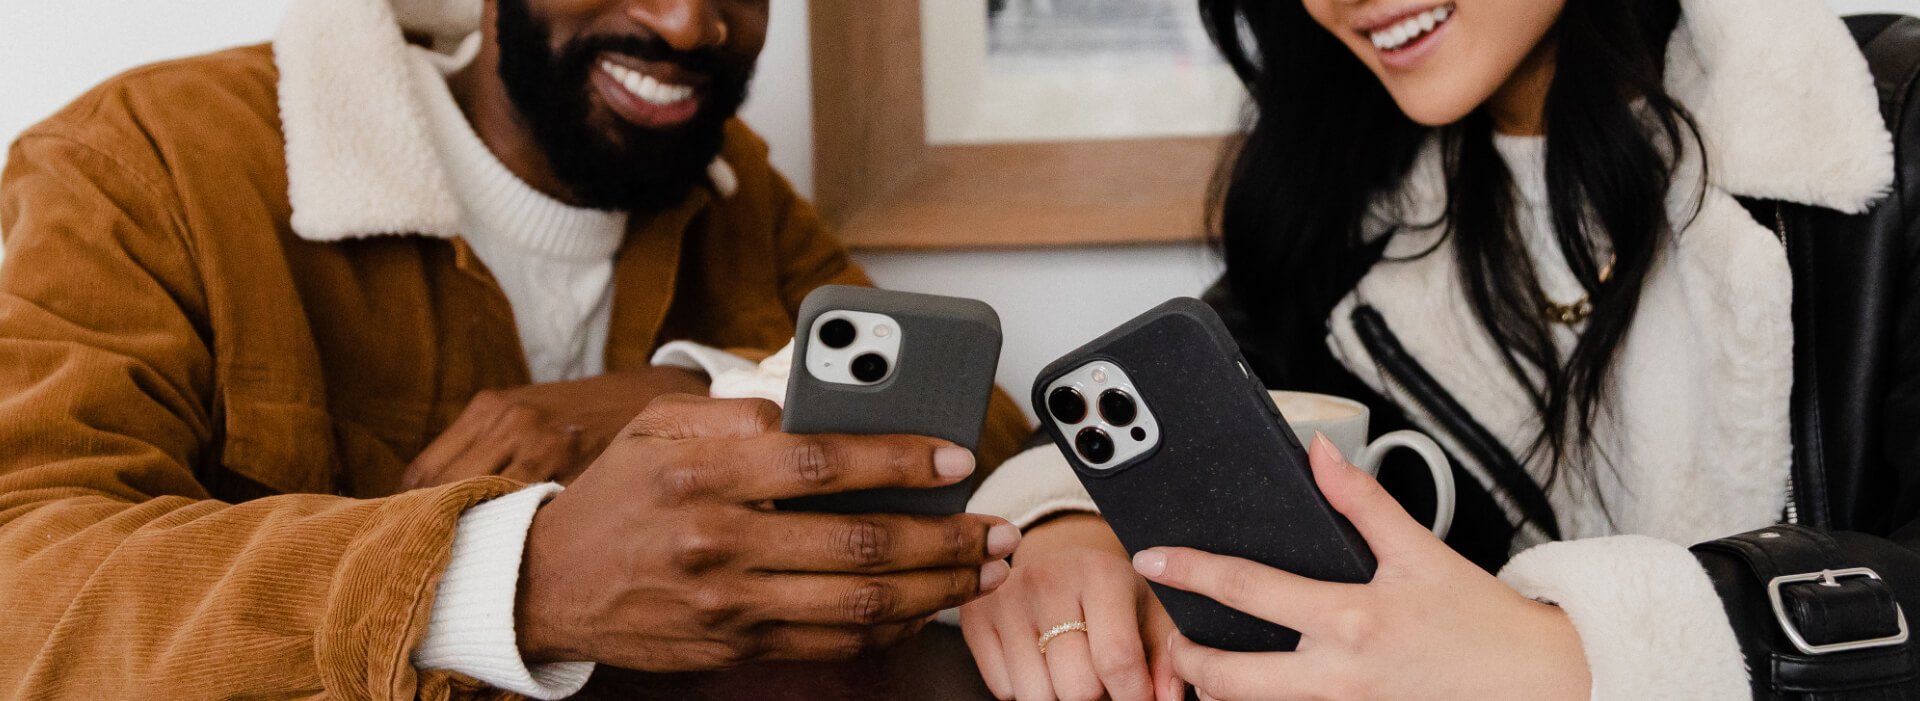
778;285;1003;515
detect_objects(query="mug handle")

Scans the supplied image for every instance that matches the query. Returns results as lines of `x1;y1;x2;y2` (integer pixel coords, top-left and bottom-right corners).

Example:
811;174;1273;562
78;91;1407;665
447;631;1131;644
1356;431;1455;540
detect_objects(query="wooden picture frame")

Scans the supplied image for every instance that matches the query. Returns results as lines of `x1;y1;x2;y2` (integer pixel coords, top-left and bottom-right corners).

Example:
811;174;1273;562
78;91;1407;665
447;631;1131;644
808;0;1230;250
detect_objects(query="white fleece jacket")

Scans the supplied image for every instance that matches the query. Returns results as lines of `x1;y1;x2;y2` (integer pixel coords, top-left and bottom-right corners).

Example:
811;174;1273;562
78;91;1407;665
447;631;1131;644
968;1;1896;698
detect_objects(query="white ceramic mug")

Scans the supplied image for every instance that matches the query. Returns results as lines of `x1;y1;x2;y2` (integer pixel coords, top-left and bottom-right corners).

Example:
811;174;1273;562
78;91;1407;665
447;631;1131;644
1269;391;1456;539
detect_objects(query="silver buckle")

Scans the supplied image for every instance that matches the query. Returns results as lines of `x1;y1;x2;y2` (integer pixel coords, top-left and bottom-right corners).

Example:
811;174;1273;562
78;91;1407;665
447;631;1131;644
1767;567;1910;655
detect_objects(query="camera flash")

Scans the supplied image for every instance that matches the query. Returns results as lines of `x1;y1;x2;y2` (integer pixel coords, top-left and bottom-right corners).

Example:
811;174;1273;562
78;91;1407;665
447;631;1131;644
1091;368;1108;384
873;324;892;338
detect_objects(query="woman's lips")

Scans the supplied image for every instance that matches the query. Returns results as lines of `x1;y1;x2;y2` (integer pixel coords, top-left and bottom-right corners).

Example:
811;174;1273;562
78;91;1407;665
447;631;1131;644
1364;4;1455;72
591;60;703;129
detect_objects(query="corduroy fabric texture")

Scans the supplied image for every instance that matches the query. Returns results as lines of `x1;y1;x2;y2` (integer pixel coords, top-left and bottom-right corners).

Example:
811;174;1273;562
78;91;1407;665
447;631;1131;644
0;44;1031;699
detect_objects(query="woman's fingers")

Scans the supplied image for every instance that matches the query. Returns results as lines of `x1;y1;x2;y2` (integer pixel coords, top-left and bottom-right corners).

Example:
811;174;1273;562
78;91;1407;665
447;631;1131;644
1027;584;1101;701
1145;607;1182;701
1169;632;1321;701
996;604;1056;700
959;605;1015;700
1040;624;1102;701
1083;577;1153;701
1307;432;1436;559
1134;547;1358;634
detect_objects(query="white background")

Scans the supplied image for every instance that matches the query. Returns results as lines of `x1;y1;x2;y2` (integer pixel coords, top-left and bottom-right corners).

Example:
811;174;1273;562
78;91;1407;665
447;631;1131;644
2;0;1915;417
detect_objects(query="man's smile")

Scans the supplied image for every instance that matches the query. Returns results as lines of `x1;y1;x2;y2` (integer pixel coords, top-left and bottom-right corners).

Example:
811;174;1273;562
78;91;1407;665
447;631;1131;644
592;55;704;129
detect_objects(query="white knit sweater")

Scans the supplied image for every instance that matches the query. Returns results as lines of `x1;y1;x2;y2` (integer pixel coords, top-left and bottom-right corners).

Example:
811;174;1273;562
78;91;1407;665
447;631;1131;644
407;40;618;698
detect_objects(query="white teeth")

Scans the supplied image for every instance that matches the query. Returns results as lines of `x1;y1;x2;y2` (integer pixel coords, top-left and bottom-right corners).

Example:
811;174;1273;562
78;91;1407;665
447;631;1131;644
598;59;695;107
1368;4;1452;52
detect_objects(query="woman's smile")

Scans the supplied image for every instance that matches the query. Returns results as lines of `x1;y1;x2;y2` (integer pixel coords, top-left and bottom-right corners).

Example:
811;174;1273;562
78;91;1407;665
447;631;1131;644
1359;3;1457;71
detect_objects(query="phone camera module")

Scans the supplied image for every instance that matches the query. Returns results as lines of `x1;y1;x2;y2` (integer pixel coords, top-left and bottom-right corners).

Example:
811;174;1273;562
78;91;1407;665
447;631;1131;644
850;353;890;383
1098;389;1137;426
1047;387;1087;424
818;318;857;349
1075;427;1115;464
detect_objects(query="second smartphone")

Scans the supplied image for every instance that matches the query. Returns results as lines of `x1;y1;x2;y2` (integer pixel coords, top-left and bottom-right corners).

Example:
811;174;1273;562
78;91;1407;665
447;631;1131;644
778;285;1003;515
1031;297;1376;652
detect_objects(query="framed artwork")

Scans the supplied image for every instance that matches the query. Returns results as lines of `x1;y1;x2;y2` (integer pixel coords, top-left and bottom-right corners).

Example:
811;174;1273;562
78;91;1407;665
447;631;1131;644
810;0;1246;249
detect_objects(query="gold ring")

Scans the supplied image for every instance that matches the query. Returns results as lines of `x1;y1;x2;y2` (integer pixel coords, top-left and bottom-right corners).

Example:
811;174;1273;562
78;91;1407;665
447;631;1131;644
1037;621;1088;655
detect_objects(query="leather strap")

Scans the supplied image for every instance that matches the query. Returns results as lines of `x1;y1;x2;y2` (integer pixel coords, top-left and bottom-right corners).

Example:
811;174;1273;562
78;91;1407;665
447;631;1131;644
1701;526;1915;698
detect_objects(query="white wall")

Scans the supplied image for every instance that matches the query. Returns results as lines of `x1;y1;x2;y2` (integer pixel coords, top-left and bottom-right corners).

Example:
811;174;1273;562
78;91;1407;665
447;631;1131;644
3;0;1915;417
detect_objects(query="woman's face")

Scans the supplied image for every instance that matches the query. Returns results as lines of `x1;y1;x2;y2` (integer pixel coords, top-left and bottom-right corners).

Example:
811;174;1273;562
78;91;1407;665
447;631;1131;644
1301;0;1565;127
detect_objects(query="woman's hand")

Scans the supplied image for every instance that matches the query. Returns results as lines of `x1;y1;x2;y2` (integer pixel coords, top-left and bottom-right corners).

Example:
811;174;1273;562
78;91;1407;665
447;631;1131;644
1134;435;1592;701
959;513;1179;701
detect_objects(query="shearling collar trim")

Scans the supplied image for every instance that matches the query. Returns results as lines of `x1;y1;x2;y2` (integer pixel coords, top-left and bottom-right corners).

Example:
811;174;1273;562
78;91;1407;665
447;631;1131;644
272;0;737;243
1667;0;1894;213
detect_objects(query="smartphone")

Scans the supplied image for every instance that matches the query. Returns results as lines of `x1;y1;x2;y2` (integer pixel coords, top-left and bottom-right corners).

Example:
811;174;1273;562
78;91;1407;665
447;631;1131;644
1031;297;1377;652
777;285;1004;515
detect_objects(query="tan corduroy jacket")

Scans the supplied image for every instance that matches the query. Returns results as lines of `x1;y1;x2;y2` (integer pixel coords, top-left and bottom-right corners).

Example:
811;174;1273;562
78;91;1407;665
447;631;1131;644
0;45;1029;699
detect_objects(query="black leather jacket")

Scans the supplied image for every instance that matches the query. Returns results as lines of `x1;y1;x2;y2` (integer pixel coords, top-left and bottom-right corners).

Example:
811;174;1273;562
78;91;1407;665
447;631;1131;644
1208;15;1920;699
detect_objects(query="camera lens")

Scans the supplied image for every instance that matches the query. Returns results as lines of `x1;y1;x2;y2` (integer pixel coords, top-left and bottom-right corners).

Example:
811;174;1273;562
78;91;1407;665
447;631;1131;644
850;353;890;383
1047;387;1087;424
1099;389;1138;426
1076;427;1115;464
818;318;856;349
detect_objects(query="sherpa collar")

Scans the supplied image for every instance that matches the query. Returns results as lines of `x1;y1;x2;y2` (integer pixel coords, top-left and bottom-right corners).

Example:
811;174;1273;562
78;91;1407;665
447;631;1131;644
272;0;738;243
1665;0;1893;213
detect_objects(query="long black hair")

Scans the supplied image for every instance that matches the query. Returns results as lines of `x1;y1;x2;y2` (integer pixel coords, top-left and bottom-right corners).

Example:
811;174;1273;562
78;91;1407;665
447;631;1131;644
1199;0;1700;498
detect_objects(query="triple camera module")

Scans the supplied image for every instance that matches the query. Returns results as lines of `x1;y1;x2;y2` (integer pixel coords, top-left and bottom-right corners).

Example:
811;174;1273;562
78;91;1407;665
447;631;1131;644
805;311;901;386
1044;364;1160;468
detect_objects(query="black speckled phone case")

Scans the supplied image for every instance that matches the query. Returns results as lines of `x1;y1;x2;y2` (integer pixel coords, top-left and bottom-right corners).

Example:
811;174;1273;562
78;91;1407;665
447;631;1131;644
779;286;1003;515
1032;297;1376;652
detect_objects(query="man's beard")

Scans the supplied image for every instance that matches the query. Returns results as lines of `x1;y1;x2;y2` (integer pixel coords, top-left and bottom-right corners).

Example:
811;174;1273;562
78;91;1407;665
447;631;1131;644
494;0;754;212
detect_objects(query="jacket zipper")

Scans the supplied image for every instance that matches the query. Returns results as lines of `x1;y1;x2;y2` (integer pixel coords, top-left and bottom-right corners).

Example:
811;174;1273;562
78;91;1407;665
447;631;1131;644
1772;203;1801;526
1350;305;1562;541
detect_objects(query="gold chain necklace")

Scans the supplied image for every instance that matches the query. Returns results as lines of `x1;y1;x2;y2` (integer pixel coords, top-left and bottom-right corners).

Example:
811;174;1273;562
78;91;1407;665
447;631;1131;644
1544;256;1615;326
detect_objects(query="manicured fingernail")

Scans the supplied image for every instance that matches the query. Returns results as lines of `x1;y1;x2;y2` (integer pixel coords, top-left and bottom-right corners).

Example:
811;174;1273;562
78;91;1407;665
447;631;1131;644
1312;432;1347;464
935;447;976;481
987;523;1022;558
1133;550;1167;577
980;559;1011;592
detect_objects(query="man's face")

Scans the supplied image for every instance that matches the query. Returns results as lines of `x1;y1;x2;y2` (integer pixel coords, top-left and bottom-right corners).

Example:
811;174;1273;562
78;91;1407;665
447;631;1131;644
495;0;769;211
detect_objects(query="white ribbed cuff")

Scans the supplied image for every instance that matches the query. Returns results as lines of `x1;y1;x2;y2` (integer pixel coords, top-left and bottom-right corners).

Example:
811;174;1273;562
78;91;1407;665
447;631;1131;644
652;340;793;404
967;446;1100;529
1498;535;1749;700
415;484;595;699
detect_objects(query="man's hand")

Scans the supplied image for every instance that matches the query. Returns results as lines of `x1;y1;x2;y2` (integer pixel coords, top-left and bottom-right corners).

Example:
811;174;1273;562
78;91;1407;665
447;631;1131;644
401;367;710;489
513;395;1022;671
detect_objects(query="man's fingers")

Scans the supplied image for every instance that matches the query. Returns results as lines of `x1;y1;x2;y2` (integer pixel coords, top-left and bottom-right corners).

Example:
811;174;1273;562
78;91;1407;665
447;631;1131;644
1308;432;1436;558
499;425;577;484
756;564;1004;627
628;394;783;440
744;511;1018;574
715;433;974;502
1133;547;1357;634
403;392;510;489
1169;633;1318;701
755;621;922;662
